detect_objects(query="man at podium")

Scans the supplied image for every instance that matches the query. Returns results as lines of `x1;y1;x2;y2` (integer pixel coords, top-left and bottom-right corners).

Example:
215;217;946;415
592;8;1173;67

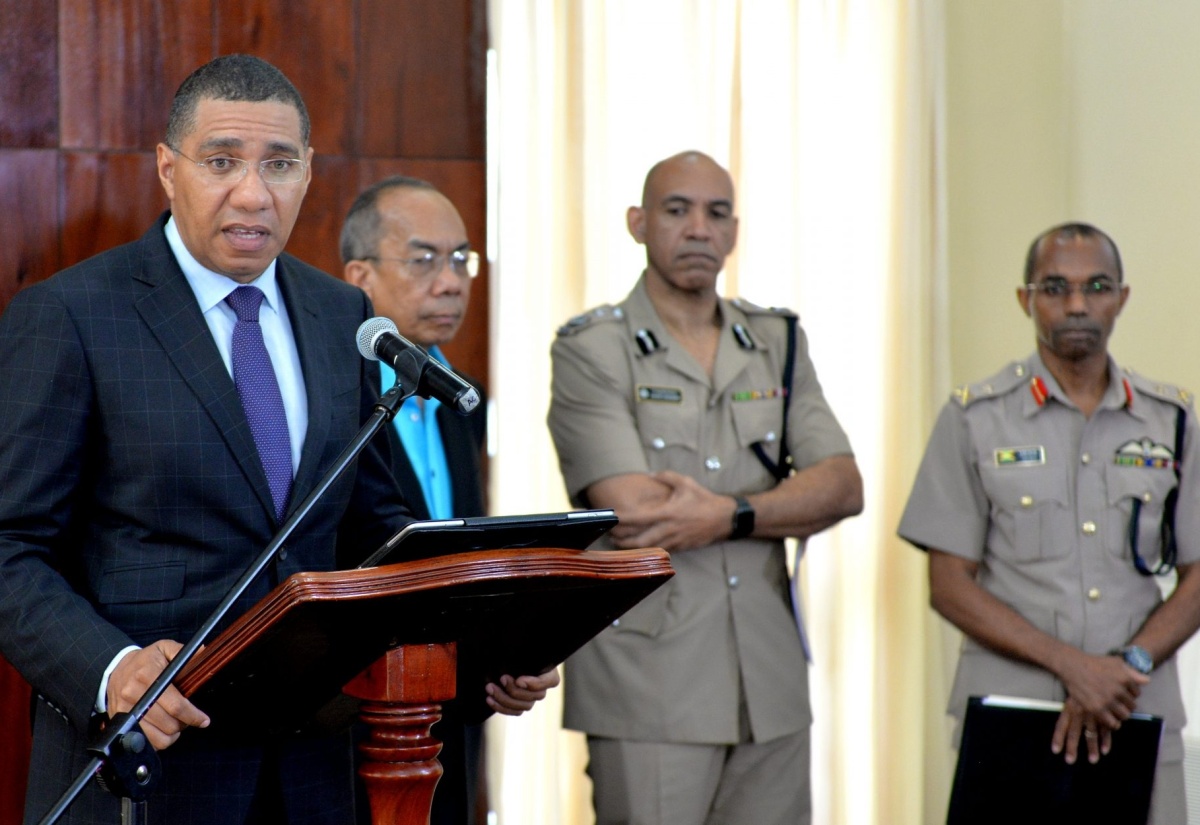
0;55;549;825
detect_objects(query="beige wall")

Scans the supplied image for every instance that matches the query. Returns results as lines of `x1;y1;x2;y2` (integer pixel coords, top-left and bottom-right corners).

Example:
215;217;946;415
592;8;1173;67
947;0;1200;392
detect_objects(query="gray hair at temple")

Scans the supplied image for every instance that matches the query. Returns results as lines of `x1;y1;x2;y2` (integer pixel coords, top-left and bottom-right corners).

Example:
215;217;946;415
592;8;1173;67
165;54;311;148
1023;222;1123;284
339;176;439;264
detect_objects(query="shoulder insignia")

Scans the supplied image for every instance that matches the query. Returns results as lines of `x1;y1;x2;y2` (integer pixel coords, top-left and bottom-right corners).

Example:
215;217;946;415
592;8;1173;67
556;304;625;337
728;297;798;319
951;361;1029;408
1124;369;1195;410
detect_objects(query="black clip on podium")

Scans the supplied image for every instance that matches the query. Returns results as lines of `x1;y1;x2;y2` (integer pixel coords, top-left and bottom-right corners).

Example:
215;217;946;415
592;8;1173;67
38;347;434;825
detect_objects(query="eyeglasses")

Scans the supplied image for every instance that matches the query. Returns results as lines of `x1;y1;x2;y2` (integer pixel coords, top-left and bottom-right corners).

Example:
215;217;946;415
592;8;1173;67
170;146;308;185
1024;278;1122;300
364;250;481;280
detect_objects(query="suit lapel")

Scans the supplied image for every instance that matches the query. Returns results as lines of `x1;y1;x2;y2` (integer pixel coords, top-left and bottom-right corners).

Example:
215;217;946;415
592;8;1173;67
436;404;485;518
278;258;333;515
386;424;432;520
132;220;278;520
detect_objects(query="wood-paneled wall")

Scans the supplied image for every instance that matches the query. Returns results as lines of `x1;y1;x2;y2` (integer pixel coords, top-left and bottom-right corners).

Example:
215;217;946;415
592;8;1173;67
0;1;488;819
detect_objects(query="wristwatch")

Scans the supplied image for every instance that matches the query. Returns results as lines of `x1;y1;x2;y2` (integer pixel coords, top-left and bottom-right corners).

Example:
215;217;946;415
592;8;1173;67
1115;645;1154;675
730;496;755;540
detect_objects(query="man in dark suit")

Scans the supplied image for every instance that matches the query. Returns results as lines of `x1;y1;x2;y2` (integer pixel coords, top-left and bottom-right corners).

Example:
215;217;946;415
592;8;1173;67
0;56;549;825
342;177;559;825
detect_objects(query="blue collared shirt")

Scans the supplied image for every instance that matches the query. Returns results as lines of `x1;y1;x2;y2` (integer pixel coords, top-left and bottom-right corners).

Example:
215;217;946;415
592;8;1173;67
164;216;308;474
380;347;453;520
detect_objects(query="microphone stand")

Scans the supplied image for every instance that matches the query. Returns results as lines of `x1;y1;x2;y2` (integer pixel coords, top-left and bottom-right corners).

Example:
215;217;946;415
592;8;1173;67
39;350;429;825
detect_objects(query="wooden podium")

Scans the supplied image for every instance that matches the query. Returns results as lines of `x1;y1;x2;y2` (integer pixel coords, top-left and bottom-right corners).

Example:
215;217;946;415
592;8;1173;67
173;545;673;824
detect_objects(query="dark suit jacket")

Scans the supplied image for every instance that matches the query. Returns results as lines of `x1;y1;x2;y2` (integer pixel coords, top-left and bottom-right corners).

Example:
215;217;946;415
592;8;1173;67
385;381;487;521
0;214;413;824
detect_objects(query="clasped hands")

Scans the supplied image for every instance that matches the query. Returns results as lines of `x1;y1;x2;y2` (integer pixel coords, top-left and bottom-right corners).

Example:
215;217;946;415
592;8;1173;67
1051;650;1150;765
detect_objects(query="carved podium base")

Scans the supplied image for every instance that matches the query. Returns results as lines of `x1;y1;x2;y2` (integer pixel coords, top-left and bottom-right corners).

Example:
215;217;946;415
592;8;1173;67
344;643;458;825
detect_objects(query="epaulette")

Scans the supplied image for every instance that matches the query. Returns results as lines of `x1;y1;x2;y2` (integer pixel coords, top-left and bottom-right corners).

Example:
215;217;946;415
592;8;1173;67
556;304;625;337
728;297;798;320
951;361;1031;408
1123;368;1195;410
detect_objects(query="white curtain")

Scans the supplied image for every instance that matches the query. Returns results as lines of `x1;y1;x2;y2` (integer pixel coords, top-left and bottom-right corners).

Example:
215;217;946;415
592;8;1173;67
484;2;952;823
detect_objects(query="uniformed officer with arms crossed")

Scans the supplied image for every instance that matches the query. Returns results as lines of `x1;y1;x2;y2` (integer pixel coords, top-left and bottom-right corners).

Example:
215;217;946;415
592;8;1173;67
898;222;1200;823
547;150;863;825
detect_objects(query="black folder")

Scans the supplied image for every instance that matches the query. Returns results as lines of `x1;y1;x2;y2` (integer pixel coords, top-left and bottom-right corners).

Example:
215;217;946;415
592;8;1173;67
947;695;1162;825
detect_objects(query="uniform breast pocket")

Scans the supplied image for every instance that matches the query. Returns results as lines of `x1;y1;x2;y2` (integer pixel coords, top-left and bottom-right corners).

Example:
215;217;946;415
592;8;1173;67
978;464;1069;562
634;396;699;467
1105;463;1179;565
730;397;785;450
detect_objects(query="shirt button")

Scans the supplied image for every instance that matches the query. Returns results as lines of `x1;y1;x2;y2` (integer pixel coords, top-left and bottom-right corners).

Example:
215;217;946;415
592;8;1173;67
1087;587;1101;601
1143;492;1153;503
1081;521;1097;535
764;431;777;443
1081;453;1091;464
278;549;288;561
651;437;666;450
728;575;739;588
1020;495;1033;508
705;456;722;471
612;618;621;627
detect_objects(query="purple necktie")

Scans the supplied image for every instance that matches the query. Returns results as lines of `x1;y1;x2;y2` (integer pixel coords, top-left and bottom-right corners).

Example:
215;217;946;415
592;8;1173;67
226;286;293;521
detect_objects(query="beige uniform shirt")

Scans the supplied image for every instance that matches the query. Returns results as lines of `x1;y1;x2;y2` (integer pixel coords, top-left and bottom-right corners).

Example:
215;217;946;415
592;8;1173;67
548;273;853;744
898;352;1200;762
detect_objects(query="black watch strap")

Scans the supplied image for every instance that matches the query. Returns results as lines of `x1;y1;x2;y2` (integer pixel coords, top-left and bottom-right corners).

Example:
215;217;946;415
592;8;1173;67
730;496;755;540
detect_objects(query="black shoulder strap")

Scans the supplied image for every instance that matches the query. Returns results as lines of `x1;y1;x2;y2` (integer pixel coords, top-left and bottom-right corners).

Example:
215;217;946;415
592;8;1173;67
750;316;797;481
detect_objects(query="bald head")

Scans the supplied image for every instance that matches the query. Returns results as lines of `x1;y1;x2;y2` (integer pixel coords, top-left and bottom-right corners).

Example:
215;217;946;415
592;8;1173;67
641;151;735;210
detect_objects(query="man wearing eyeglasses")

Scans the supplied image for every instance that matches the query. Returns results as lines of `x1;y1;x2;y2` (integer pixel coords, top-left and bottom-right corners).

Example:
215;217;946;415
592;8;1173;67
341;177;558;825
899;222;1200;823
0;56;551;824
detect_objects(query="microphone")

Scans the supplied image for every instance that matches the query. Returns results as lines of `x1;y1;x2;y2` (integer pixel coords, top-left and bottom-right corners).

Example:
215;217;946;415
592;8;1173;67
355;317;481;415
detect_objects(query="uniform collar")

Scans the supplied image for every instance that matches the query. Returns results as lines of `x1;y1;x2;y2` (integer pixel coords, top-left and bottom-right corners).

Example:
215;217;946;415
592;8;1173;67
623;272;764;394
1025;351;1136;418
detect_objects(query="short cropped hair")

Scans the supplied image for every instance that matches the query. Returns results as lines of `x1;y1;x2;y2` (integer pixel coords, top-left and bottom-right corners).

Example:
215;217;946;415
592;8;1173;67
165;54;311;148
339;176;438;263
1023;222;1123;284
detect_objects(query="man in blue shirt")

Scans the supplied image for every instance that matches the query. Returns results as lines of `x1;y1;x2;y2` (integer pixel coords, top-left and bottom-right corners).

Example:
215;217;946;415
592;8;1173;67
342;176;559;824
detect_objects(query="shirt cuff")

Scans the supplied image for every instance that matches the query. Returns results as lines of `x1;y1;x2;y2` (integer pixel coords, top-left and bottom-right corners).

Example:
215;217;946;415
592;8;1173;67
96;645;141;714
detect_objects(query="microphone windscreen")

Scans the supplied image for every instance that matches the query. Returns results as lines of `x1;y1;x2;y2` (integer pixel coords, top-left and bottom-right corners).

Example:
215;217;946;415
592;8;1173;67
355;317;399;361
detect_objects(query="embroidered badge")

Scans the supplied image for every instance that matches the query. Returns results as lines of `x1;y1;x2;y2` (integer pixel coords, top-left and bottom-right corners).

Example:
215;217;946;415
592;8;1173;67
994;446;1046;467
637;385;683;403
732;388;786;402
1114;437;1176;469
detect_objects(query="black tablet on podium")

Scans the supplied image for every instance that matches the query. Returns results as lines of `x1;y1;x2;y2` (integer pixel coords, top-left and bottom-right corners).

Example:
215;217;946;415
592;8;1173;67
358;508;619;568
947;695;1162;825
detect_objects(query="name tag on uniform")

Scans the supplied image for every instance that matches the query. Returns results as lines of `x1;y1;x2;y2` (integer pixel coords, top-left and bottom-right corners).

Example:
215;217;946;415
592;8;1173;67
994;446;1045;467
637;385;683;403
